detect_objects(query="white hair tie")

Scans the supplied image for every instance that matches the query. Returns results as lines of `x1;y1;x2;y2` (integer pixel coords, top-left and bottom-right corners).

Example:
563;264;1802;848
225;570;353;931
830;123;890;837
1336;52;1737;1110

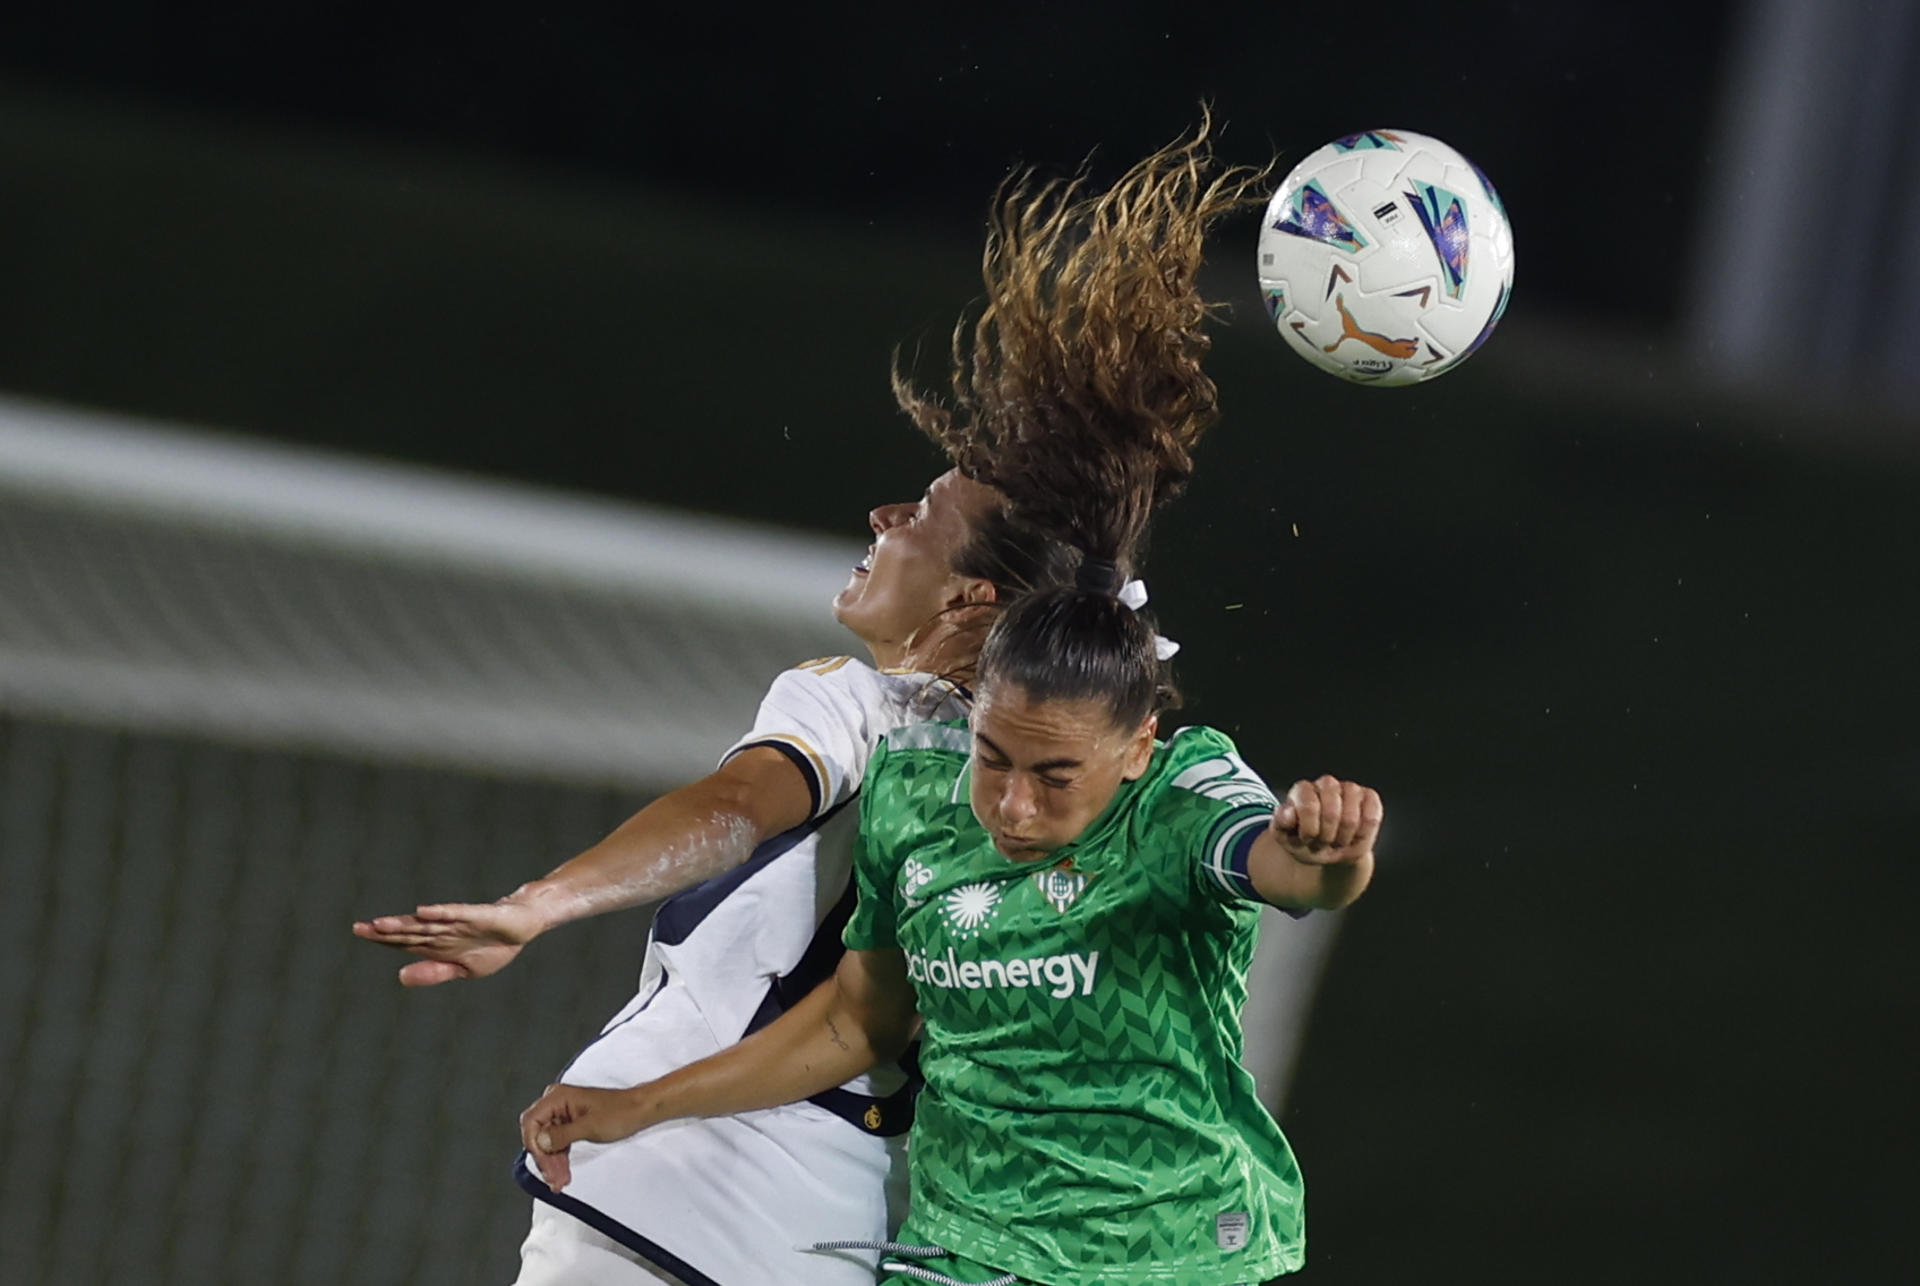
1118;579;1182;661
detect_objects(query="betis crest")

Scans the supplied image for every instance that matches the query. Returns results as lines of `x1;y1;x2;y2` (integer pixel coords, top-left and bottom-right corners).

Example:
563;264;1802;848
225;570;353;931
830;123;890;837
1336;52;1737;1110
1032;858;1098;913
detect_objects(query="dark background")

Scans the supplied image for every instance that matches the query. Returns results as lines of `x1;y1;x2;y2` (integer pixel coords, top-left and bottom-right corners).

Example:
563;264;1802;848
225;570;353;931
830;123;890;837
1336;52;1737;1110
0;2;1913;1282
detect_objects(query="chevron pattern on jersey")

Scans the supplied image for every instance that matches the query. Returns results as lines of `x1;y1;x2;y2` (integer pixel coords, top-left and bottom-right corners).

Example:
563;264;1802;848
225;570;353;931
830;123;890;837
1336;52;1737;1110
846;724;1306;1286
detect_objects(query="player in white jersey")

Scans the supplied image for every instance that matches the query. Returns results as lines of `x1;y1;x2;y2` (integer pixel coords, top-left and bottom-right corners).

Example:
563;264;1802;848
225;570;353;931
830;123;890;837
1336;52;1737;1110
356;467;1081;1285
512;655;967;1285
355;116;1268;1285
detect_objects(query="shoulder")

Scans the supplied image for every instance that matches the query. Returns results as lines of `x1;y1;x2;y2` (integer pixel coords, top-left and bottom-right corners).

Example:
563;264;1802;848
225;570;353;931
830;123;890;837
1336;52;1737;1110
768;658;967;722
725;658;898;814
790;656;856;674
867;716;970;799
1160;724;1241;761
869;716;970;786
753;656;893;734
1153;726;1275;804
773;655;877;697
859;717;972;855
878;716;971;756
1126;728;1278;903
1131;726;1277;837
1138;726;1243;789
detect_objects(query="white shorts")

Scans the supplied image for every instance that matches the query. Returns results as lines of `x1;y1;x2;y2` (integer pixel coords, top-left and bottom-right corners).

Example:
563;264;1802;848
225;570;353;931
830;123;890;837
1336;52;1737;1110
513;1203;694;1286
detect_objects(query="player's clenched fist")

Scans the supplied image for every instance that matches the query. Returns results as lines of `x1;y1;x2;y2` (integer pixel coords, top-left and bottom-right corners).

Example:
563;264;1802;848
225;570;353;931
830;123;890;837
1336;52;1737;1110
1271;775;1382;866
519;1083;653;1191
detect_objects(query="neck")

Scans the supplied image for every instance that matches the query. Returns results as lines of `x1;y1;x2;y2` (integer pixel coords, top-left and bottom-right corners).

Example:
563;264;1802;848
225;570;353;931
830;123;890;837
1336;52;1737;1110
873;615;982;681
864;638;910;671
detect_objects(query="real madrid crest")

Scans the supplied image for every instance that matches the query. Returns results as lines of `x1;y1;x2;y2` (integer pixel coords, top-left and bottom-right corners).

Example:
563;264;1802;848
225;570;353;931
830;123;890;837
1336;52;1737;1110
1031;858;1097;913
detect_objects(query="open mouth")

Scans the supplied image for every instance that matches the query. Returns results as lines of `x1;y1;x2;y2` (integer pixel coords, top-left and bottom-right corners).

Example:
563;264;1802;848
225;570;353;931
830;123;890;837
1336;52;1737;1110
853;546;873;574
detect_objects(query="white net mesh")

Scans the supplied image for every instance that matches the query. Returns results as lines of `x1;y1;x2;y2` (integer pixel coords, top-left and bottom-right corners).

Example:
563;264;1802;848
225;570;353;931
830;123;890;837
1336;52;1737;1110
0;396;857;1285
0;395;857;784
0;717;651;1284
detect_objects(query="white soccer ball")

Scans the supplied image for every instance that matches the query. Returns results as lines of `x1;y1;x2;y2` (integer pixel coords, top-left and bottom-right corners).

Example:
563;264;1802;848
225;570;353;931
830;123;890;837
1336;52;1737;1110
1256;129;1514;386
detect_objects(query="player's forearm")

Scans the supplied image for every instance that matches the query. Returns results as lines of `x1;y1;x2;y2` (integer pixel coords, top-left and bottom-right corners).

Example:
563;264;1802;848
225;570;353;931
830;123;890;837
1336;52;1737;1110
510;781;766;934
626;976;901;1127
1250;838;1375;910
1299;850;1372;910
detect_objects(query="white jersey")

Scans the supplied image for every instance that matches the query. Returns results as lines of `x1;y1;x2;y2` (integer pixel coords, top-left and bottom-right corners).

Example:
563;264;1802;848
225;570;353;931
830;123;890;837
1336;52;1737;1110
515;657;969;1286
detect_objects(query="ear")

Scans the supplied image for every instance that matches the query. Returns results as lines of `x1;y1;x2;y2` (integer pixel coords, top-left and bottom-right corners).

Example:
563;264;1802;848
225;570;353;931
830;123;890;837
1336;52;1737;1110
1121;713;1158;781
945;576;998;610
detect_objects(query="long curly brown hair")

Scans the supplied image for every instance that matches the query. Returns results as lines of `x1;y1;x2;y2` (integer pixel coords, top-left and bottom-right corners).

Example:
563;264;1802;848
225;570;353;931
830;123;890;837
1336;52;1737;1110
896;112;1271;576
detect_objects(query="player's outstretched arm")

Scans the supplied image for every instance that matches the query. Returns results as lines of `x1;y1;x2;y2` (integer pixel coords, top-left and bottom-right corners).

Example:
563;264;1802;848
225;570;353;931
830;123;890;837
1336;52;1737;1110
1246;775;1381;911
350;747;813;986
519;945;917;1189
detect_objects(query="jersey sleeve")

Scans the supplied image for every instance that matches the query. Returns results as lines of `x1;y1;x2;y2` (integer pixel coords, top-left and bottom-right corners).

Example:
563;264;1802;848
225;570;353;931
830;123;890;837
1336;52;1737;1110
1153;727;1294;910
719;656;883;821
841;743;900;951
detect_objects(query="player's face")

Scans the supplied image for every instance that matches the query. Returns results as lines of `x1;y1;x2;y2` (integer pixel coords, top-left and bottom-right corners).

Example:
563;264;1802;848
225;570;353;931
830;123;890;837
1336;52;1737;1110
833;469;999;668
967;682;1155;861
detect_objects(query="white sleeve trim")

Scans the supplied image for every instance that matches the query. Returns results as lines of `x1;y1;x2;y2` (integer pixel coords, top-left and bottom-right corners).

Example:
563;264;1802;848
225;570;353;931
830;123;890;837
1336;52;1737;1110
1201;811;1274;901
722;732;833;818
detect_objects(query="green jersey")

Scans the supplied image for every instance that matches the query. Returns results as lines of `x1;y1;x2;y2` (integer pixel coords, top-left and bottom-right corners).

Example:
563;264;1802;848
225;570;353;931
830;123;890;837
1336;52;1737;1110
845;721;1306;1285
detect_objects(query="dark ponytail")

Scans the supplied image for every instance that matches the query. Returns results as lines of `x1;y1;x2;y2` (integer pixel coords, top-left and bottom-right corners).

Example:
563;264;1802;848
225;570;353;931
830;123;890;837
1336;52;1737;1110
977;583;1177;730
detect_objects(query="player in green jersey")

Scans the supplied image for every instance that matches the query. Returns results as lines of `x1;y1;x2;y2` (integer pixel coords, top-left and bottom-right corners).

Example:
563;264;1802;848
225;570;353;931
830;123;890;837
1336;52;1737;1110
520;489;1382;1282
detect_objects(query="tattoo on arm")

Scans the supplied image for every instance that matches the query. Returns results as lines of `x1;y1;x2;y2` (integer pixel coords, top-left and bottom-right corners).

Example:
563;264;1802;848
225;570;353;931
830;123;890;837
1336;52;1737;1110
825;1015;850;1052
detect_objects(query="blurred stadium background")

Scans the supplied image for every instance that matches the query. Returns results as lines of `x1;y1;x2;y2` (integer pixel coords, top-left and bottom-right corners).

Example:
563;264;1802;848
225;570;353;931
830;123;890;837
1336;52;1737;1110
0;2;1914;1283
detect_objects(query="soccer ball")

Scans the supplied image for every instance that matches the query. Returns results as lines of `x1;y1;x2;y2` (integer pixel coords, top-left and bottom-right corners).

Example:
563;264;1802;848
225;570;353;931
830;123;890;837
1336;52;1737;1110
1256;130;1514;385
